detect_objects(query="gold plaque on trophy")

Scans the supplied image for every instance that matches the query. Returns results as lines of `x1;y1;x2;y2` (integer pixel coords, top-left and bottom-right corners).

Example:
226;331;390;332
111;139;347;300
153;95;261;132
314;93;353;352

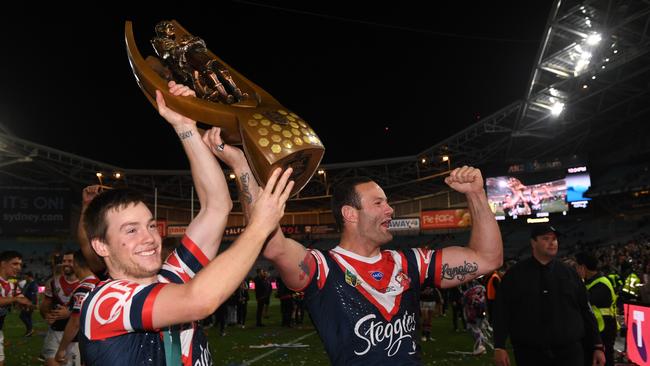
125;20;324;195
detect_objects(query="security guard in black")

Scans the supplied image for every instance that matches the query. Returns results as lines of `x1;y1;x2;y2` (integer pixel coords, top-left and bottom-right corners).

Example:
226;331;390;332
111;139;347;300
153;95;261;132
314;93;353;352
493;225;604;366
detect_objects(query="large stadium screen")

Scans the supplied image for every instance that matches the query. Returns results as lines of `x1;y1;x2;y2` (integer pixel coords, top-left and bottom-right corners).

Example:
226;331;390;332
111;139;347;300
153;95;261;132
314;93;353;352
566;166;591;209
486;176;569;220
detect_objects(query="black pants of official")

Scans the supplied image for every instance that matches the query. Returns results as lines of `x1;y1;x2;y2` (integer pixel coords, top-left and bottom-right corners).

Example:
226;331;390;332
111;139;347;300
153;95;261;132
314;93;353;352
256;297;269;326
280;298;293;327
237;302;247;326
451;303;466;331
513;342;583;366
601;318;617;366
19;309;33;333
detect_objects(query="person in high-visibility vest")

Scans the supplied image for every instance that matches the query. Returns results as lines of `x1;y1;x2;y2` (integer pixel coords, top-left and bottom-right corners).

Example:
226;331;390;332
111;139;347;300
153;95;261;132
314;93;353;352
575;252;617;366
486;269;502;325
621;271;641;300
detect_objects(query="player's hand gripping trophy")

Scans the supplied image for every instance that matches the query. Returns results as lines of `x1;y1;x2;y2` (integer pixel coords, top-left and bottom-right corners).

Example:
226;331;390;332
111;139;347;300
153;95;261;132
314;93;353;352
125;20;325;194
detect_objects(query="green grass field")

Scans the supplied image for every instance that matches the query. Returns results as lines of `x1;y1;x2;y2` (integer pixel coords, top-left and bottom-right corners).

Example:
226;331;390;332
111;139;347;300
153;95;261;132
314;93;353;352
3;297;508;365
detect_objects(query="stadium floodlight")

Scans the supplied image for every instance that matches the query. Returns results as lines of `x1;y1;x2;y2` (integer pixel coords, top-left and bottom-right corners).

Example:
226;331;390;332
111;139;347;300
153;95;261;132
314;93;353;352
550;102;565;116
586;33;602;46
96;172;104;186
573;47;592;75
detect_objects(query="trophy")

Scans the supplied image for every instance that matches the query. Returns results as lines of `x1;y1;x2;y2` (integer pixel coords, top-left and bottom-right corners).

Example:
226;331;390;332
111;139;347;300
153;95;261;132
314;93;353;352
125;20;325;195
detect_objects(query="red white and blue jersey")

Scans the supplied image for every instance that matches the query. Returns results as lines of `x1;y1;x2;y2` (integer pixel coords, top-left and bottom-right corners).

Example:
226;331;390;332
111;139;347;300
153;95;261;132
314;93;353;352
66;275;100;344
68;275;101;316
45;274;79;331
303;246;442;365
79;235;212;366
0;276;21;330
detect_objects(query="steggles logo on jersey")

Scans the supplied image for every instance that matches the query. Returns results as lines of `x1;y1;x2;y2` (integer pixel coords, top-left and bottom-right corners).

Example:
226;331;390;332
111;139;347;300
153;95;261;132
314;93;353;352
353;310;417;357
345;269;360;287
370;271;384;281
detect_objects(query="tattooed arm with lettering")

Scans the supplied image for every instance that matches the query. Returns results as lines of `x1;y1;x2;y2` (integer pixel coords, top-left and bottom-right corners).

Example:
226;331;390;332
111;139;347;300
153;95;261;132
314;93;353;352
438;166;503;288
203;129;316;290
156;81;232;259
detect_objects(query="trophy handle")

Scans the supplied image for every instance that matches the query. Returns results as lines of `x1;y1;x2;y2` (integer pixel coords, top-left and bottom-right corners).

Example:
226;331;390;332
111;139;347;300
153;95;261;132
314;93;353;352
125;21;241;143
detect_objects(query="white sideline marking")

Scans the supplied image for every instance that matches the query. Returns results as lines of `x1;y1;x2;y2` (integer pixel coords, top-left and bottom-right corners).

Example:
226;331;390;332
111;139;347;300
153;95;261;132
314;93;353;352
243;331;317;365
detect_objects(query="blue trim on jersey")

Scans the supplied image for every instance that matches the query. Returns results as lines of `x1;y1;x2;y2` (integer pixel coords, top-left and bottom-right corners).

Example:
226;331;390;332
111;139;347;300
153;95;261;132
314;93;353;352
128;283;159;331
176;244;203;275
159;269;184;284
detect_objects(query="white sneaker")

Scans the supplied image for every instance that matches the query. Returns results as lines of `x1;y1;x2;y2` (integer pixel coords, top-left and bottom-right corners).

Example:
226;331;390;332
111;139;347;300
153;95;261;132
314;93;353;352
421;336;427;342
428;336;436;342
473;344;486;355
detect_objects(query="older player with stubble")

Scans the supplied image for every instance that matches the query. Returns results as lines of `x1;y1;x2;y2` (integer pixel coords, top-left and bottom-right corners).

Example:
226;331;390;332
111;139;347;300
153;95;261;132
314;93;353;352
205;129;503;365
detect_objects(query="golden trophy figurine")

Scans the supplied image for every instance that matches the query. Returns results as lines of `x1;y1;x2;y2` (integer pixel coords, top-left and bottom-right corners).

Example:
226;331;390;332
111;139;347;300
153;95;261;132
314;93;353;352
125;20;325;195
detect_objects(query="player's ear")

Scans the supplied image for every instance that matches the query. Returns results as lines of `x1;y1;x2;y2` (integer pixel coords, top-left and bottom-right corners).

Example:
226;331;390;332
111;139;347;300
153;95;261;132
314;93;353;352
91;238;110;258
341;205;358;225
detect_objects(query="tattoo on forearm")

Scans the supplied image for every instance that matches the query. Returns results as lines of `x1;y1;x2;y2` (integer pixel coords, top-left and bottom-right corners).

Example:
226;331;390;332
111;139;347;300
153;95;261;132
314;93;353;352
441;261;479;281
239;173;253;205
178;130;193;140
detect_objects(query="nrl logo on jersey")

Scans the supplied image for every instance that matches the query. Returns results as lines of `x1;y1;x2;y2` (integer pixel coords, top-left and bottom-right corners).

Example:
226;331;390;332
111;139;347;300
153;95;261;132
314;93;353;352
345;269;360;287
370;271;384;281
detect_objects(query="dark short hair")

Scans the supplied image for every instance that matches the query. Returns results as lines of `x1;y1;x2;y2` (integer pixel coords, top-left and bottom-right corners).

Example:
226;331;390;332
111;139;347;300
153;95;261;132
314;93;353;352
575;251;599;271
83;188;146;243
331;176;374;230
0;250;23;263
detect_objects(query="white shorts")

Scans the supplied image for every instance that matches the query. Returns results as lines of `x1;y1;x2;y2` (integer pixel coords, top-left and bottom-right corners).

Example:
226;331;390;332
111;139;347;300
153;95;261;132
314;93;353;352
0;330;4;362
42;329;80;365
420;301;436;311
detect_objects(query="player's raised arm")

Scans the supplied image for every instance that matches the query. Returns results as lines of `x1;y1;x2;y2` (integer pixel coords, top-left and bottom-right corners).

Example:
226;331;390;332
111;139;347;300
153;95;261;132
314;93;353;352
437;166;503;288
155;82;232;259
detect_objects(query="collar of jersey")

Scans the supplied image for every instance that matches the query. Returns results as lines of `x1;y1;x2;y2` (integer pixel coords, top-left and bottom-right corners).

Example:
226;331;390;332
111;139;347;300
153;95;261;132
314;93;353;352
332;246;382;264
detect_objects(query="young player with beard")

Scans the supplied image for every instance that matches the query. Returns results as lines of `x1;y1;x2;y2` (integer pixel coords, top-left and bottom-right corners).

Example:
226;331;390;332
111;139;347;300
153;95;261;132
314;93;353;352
78;82;294;366
41;251;79;366
205;130;503;365
54;250;100;365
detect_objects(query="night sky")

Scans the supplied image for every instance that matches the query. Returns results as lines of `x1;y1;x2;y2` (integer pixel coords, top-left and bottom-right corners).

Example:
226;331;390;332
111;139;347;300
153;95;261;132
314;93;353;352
1;2;553;169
